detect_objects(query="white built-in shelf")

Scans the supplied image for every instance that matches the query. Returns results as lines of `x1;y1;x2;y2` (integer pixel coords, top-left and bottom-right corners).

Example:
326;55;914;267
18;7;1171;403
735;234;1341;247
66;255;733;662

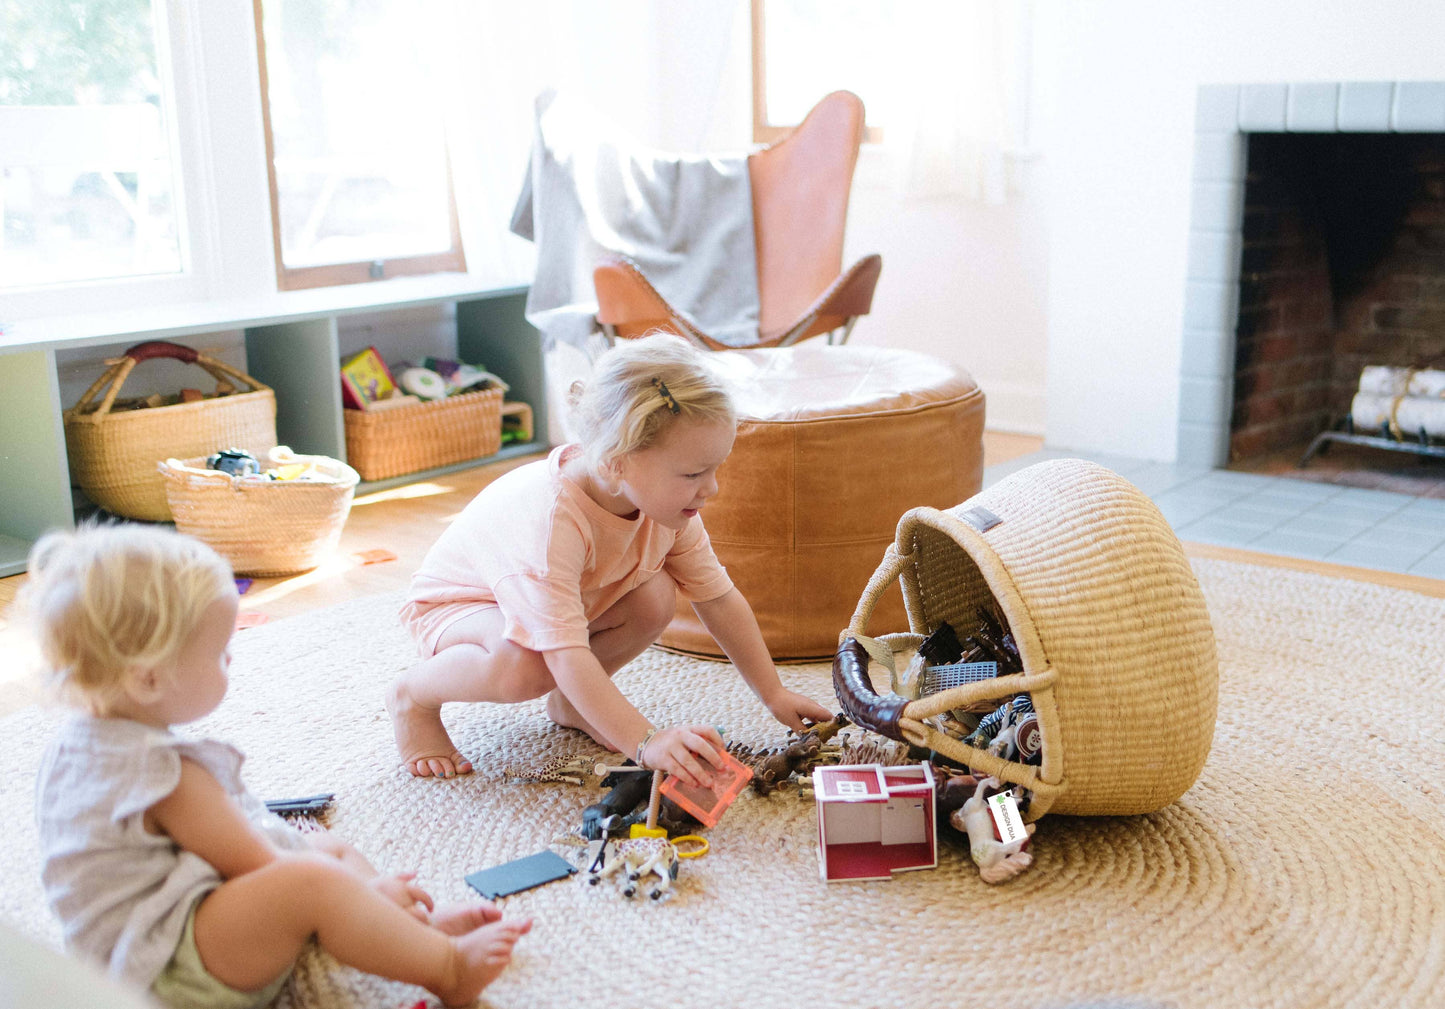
0;277;547;577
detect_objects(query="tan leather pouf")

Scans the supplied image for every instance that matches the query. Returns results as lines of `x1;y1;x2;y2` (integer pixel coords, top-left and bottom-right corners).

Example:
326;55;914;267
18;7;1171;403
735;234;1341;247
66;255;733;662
661;343;986;660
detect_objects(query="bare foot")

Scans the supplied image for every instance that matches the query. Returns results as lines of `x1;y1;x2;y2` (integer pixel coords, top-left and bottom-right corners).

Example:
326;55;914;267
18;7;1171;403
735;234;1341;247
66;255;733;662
544;690;619;752
429;901;502;936
433;918;533;1007
387;676;473;778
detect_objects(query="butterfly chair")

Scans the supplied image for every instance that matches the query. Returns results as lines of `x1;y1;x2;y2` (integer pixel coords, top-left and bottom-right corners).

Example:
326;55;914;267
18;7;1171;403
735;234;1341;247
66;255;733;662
592;90;882;349
593;92;986;660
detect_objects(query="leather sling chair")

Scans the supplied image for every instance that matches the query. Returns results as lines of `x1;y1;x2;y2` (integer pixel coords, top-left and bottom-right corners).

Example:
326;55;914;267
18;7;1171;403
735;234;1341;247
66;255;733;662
590;91;985;660
592;90;882;349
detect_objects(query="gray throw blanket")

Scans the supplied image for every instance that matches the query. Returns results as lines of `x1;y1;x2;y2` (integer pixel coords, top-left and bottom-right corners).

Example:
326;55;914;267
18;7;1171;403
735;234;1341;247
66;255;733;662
509;90;760;350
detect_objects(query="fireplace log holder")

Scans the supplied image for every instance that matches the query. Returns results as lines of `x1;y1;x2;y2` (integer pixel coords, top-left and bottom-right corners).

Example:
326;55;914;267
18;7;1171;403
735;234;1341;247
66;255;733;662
1299;415;1445;468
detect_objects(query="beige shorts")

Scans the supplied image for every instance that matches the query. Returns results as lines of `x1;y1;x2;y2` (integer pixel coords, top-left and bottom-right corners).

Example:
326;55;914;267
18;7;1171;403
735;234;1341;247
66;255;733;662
152;896;291;1009
401;599;502;658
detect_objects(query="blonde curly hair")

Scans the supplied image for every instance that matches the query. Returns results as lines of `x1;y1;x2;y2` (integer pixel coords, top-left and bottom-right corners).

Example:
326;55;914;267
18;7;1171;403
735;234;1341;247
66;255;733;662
15;524;235;714
567;333;735;477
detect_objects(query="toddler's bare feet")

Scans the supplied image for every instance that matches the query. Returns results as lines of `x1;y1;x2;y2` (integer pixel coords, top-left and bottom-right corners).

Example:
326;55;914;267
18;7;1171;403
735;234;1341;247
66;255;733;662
387;676;473;778
429;901;502;936
433;918;533;1007
544;690;619;752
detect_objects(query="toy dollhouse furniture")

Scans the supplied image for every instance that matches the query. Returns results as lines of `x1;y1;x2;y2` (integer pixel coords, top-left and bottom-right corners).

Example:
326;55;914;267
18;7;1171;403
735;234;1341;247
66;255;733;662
813;763;937;882
593;92;986;659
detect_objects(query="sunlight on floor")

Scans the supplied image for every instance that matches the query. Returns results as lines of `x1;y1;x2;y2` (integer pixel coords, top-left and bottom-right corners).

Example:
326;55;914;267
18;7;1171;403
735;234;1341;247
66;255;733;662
239;555;360;609
350;481;457;507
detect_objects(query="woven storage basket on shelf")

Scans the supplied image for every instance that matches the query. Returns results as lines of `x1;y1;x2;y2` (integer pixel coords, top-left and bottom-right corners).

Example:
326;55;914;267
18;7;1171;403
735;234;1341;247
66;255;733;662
64;341;277;522
343;387;503;481
159;447;359;577
833;458;1218;820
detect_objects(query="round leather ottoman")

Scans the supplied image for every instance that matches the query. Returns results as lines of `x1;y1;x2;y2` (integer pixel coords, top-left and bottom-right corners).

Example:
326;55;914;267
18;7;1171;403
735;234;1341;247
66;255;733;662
661;343;986;660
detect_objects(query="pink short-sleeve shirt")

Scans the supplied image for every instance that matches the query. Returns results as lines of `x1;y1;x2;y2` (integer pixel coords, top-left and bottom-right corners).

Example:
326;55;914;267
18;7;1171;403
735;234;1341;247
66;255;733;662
401;445;733;655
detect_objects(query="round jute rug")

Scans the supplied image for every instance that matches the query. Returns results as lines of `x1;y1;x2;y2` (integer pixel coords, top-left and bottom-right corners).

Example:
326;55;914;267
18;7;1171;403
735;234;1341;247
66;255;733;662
1;557;1442;1009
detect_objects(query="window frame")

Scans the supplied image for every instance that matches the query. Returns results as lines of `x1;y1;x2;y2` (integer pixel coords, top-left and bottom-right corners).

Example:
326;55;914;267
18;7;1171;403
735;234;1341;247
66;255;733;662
749;0;883;145
250;0;467;293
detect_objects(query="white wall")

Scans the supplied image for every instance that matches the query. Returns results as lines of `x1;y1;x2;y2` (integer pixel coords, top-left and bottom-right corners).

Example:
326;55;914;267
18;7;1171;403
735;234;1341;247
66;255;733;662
1036;0;1445;460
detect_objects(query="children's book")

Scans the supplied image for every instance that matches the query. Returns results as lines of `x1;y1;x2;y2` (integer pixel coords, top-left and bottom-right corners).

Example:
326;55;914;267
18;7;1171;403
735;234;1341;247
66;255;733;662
340;346;397;410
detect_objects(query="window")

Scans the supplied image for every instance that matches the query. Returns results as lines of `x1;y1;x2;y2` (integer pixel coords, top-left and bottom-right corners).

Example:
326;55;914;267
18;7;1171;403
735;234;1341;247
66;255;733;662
750;0;884;144
0;1;184;290
253;0;465;291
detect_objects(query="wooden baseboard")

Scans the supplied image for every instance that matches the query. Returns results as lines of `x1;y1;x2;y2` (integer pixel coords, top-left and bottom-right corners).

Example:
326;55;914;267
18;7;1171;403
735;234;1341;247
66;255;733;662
1183;541;1445;599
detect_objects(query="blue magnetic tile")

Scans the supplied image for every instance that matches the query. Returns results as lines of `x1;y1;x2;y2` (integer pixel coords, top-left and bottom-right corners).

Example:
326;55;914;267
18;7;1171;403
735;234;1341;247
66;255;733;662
1392;82;1445;131
1238;84;1288;131
1287;83;1338;131
1337;82;1394;132
1195;84;1242;132
1326;541;1430;574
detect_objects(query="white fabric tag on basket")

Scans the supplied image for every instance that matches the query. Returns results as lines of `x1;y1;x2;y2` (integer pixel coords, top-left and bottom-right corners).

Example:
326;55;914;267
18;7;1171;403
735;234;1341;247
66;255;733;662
987;790;1027;845
960;505;1003;533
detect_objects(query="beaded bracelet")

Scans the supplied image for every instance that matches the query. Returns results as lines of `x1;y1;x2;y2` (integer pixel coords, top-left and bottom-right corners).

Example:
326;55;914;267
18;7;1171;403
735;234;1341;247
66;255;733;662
635;726;661;769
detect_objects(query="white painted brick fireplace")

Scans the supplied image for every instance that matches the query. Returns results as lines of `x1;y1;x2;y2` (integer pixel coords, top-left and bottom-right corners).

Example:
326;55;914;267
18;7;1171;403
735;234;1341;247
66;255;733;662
1177;80;1445;467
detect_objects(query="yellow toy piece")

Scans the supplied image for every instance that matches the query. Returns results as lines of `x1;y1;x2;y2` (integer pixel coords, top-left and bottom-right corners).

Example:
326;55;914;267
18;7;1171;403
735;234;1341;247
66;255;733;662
671;835;709;859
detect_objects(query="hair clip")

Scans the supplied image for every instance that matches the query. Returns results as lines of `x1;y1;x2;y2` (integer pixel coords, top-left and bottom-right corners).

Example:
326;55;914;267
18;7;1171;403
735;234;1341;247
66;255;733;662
651;377;681;415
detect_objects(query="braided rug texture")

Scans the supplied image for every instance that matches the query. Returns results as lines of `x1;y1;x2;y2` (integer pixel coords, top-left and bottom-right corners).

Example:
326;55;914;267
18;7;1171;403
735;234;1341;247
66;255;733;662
2;557;1442;1009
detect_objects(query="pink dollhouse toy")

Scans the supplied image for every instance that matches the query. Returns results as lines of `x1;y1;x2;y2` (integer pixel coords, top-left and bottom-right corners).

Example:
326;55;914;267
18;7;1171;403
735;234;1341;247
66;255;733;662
812;762;936;882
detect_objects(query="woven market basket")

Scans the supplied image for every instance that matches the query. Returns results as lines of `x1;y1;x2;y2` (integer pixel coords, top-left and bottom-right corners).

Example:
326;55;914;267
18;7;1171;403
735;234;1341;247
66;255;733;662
160;448;359;577
343;386;502;481
65;341;276;521
833;458;1218;820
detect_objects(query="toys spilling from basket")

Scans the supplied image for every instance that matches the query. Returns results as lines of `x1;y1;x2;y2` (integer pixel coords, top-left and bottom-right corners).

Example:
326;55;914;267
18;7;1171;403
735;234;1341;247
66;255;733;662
340;346;510;414
99;386;233;412
203;448;345;484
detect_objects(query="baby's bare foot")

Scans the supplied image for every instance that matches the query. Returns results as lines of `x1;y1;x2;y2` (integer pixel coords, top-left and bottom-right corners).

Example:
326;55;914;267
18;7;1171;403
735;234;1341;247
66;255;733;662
544;690;620;752
433;918;532;1007
387;676;473;778
430;901;502;936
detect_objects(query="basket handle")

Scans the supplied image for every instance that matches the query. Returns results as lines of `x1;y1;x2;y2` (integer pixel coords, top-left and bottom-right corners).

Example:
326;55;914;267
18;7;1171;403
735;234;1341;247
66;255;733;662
70;340;272;420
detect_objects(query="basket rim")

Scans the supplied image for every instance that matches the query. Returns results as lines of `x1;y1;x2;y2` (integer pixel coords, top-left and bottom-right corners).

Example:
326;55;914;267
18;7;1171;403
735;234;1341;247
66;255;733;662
159;448;359;491
63;386;275;425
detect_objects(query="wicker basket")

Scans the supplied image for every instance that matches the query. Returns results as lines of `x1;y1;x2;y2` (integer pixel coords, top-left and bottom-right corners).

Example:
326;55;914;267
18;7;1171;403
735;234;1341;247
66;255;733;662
833;458;1219;820
65;341;277;522
343;386;503;481
159;447;359;577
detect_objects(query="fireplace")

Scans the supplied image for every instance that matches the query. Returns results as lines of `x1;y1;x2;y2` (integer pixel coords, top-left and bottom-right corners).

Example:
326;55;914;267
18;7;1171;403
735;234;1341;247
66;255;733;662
1177;81;1445;484
1230;132;1445;464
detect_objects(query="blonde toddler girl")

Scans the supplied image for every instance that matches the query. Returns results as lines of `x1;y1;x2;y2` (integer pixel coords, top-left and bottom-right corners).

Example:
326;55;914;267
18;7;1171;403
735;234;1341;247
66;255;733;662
390;333;832;781
24;525;530;1008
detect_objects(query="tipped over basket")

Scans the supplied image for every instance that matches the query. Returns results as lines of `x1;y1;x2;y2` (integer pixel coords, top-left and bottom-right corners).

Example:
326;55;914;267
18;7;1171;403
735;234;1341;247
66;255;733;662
833;459;1219;820
159;448;359;577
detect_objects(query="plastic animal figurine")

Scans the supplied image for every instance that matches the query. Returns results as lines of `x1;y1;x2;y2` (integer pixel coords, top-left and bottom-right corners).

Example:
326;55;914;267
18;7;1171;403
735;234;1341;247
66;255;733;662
949;777;1035;884
586;835;680;900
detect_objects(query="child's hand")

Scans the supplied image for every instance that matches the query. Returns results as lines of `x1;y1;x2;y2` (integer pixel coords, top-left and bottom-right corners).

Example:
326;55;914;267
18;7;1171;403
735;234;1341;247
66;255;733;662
642;725;726;789
766;690;833;732
370;871;434;923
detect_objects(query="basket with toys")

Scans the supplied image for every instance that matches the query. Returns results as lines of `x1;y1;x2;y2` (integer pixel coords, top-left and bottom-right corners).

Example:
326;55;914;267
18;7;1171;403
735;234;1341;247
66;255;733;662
159;447;359;577
832;458;1219;877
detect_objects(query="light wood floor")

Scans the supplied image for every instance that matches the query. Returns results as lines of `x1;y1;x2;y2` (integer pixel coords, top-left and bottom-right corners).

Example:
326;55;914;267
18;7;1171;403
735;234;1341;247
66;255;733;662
2;431;1441;717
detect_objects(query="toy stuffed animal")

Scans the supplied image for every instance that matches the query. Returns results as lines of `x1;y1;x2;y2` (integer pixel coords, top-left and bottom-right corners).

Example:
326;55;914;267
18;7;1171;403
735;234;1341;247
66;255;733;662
949;776;1036;884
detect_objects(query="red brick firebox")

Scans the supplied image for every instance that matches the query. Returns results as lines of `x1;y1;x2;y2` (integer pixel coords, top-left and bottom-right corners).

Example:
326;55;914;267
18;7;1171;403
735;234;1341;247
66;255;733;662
1231;133;1445;462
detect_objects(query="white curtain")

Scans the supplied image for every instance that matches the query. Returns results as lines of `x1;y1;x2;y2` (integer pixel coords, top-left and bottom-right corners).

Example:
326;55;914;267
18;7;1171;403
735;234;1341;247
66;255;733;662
876;0;1032;204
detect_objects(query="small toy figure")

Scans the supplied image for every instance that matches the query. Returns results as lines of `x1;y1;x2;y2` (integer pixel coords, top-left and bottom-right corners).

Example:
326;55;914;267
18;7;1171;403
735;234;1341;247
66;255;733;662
586;835;680;900
950;777;1035;884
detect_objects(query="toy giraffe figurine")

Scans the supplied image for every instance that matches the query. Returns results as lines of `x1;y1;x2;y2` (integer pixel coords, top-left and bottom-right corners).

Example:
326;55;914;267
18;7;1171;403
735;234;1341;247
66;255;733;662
585;772;681;900
950;777;1036;884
